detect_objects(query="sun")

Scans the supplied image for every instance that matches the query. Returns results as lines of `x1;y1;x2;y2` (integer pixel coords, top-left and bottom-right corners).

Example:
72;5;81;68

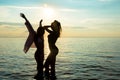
43;7;54;16
42;5;55;19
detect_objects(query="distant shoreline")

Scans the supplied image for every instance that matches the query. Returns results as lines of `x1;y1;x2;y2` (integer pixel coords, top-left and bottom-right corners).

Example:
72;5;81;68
0;37;120;38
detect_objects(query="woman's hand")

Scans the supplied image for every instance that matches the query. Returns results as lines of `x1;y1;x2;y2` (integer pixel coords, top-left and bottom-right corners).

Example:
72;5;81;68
44;26;52;33
44;26;47;29
44;26;50;29
40;19;43;23
20;13;26;19
39;19;43;27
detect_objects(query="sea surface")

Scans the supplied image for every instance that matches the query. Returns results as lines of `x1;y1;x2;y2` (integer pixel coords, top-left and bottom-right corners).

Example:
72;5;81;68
0;38;120;80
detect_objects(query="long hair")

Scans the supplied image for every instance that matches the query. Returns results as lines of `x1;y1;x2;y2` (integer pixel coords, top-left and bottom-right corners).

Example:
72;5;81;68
52;20;62;37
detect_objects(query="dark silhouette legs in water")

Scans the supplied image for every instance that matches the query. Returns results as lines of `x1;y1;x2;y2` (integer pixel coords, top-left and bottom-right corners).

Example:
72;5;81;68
44;53;57;79
34;50;44;79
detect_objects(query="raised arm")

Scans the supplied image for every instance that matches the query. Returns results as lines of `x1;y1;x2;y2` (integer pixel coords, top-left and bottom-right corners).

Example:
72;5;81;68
20;13;35;35
39;19;43;27
44;26;53;33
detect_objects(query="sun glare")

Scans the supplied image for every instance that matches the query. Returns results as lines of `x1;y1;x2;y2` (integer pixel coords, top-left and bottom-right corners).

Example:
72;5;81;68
43;7;54;16
42;5;55;20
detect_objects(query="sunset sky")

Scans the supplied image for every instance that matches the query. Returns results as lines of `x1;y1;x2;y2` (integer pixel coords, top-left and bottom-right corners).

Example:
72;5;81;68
0;0;120;37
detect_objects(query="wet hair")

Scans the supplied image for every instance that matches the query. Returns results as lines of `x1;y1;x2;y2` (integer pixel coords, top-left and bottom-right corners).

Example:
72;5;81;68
37;27;45;37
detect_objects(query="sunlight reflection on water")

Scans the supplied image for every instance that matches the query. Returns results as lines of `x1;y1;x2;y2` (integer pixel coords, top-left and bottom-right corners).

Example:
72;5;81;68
0;38;120;80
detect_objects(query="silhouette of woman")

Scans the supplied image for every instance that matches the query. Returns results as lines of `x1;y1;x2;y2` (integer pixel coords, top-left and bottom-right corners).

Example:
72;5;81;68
44;20;62;79
20;13;44;79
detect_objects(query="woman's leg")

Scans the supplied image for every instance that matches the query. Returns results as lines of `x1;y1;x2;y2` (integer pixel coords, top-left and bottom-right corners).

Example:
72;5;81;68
44;53;52;77
50;49;58;78
34;51;44;78
51;56;56;77
44;50;58;78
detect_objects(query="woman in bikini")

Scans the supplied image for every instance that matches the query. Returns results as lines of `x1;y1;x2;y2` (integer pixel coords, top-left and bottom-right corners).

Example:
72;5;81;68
20;13;44;79
44;20;62;79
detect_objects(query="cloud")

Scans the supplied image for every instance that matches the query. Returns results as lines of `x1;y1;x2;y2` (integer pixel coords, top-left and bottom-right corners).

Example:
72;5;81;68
1;5;43;9
60;8;79;12
0;5;85;13
99;0;112;2
0;6;10;17
0;6;43;23
59;8;88;15
79;18;120;33
80;18;120;24
0;23;27;37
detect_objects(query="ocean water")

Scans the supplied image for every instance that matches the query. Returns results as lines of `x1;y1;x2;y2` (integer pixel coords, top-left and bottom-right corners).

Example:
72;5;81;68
0;38;120;80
